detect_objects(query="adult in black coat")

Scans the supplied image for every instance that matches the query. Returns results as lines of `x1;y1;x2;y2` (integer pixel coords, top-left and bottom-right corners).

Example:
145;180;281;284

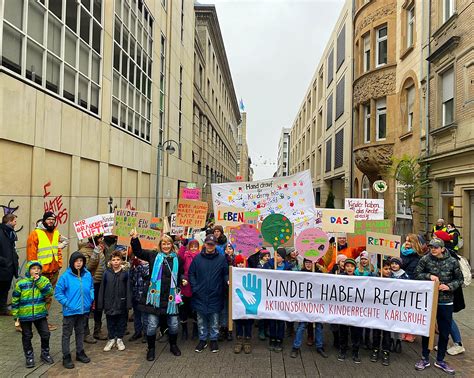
130;232;184;360
0;214;19;315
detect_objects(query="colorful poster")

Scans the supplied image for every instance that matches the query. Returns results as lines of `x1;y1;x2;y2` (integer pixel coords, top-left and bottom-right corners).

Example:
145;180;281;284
215;206;246;228
344;199;384;221
295;228;330;262
232;268;435;336
113;209;157;247
320;209;356;233
366;232;401;257
73;215;105;240
211;171;316;225
170;214;184;236
176;199;208;228
260;214;294;249
180;187;202;200
150;217;163;231
347;220;393;248
228;224;264;257
99;213;115;235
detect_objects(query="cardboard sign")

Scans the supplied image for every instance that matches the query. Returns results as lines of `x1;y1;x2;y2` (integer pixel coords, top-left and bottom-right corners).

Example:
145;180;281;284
260;214;294;249
73;215;105;240
232;268;435;337
180;187;202;200
320;209;355;233
150;217;163;231
345;199;384;221
244;211;259;225
99;213;115;235
347;220;393;248
113;209;158;247
228;224;264;257
170;214;184;236
295;228;330;262
215;206;247;228
366;232;401;257
176;199;208;228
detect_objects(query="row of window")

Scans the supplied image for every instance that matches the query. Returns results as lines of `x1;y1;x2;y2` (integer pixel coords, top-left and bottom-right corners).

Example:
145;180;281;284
327;24;346;87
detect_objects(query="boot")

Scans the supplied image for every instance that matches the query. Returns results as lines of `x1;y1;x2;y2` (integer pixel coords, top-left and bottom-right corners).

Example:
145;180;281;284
332;331;340;349
76;350;91;363
268;338;276;351
40;348;54;364
63;354;74;369
169;334;181;356
243;337;252;354
274;339;283;352
192;321;198;340
25;350;35;368
381;350;390;366
84;334;97;344
147;335;156;361
181;321;188;341
234;336;243;354
370;349;379;363
93;322;108;340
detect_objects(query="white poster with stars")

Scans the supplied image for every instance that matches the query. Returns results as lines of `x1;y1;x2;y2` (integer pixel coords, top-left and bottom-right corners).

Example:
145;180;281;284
211;170;316;226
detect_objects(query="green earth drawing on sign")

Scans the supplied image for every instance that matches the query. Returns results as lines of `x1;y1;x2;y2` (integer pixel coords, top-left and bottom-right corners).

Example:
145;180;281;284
261;214;293;248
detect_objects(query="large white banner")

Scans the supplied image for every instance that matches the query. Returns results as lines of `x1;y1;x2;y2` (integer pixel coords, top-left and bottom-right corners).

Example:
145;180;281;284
232;268;435;336
211;171;316;225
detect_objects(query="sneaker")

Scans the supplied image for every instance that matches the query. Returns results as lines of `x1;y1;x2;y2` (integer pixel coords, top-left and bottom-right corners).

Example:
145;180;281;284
317;348;329;358
290;348;299;358
273;340;283;352
447;343;465;356
84;334;97;344
352;351;361;364
414;358;430;371
195;340;208;353
116;338;125;351
268;339;276;351
434;360;455;375
434;345;438;351
337;351;346;362
129;333;142;342
76;350;91;363
103;339;116;352
210;340;219;353
381;351;390;366
370;349;379;363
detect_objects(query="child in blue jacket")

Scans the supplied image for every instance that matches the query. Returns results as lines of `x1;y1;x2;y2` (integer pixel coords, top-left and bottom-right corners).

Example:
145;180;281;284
55;251;94;369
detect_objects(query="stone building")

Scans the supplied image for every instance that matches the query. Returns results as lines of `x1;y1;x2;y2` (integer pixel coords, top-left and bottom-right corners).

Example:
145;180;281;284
192;4;241;205
0;0;195;263
289;0;353;208
237;111;250;182
277;128;290;177
423;0;474;261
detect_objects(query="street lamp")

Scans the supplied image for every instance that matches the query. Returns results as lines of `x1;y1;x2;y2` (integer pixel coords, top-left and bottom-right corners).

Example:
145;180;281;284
155;139;180;216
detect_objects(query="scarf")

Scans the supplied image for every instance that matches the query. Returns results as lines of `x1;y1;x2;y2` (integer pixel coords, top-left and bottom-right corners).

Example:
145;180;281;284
146;252;179;314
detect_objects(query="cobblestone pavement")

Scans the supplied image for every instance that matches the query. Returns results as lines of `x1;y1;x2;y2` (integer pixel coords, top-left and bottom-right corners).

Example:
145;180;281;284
1;286;472;377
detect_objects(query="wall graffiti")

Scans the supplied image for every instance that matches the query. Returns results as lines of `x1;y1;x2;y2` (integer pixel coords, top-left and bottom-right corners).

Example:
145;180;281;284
43;181;69;225
1;199;24;232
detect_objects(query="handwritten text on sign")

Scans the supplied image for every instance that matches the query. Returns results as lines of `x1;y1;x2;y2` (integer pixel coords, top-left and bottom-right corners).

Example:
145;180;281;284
366;232;401;257
73;216;105;240
344;199;384;221
180;188;202;200
176;200;208;228
320;209;355;233
232;268;435;336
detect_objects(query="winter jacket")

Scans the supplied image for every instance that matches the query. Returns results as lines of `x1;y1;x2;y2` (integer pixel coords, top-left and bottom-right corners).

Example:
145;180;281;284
54;251;94;316
11;261;53;321
26;224;63;274
263;258;292;271
179;249;199;297
97;267;132;315
0;223;19;282
188;249;229;314
215;234;228;255
79;241;107;283
286;257;300;271
131;238;184;315
401;247;420;279
414;250;464;304
129;259;150;302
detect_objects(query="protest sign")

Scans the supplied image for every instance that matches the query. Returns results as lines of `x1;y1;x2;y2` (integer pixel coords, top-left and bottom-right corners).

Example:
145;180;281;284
347;219;392;248
344;199;384;221
260;214;294;249
113;209;157;246
180;187;202;200
211;171;316;225
170;214;184;236
244;211;259;225
232;268;435;336
295;228;329;262
176;199;208;228
99;213;115;235
73;215;105;240
366;232;401;257
150;217;163;231
320;209;355;233
229;224;264;257
216;206;246;228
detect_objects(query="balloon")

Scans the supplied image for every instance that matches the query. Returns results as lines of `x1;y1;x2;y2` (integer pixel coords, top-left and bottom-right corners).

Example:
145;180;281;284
261;214;293;249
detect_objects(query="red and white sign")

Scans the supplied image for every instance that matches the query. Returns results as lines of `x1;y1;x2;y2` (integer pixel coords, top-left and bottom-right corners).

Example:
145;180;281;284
73;215;105;240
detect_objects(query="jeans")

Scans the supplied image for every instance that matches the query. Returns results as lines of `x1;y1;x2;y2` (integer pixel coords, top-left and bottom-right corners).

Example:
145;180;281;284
293;322;324;349
106;313;127;339
236;319;253;338
147;313;179;336
450;319;462;344
20;317;50;354
132;300;148;335
269;320;285;341
372;329;391;351
197;312;220;341
62;314;86;356
0;280;12;312
339;325;362;352
422;304;453;361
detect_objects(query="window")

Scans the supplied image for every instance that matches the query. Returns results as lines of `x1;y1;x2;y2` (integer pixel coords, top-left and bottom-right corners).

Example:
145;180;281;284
363;33;370;72
407;6;415;48
443;0;454;22
441;67;454;126
325;139;332;173
335;76;345;120
336;25;345;70
111;0;153;141
159;34;166;144
326;93;333;129
334;129;344;168
362;176;370;199
363;103;371;143
327;49;334;86
395;171;413;219
376;97;387;140
407;85;415;131
1;0;103;114
376;26;387;67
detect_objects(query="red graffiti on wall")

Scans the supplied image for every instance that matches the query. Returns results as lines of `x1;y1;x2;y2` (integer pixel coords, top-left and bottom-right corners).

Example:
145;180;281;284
43;181;69;225
125;199;136;210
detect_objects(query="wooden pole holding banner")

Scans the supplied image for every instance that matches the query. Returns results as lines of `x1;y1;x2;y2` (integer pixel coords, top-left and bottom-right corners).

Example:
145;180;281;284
228;266;233;332
274;248;277;270
428;282;440;350
381;255;384;277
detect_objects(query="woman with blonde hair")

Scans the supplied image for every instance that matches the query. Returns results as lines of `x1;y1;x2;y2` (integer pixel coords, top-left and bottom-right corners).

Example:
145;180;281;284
401;233;423;279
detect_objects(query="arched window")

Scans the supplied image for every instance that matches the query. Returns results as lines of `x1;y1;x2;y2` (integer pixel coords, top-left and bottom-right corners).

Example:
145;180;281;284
400;77;416;133
362;176;370;199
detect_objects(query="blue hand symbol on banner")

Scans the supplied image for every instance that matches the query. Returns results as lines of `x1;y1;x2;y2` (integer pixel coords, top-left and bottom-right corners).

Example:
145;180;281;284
236;273;262;315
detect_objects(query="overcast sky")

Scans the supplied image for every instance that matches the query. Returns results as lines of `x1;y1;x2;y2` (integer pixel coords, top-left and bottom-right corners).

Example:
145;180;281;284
198;0;345;180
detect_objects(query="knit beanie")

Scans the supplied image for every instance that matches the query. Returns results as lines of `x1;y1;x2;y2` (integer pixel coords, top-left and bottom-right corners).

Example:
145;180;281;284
390;256;403;266
259;248;270;257
276;247;287;259
42;211;56;222
235;254;246;266
359;251;369;260
344;258;356;267
336;254;347;264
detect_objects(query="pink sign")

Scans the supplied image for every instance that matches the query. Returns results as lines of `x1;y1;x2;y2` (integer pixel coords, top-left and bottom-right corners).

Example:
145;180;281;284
229;224;264;258
181;188;202;200
295;228;329;262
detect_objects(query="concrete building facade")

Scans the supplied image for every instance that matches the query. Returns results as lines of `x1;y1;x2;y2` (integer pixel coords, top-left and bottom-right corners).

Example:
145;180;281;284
237;111;250;181
289;0;353;208
192;4;240;205
0;0;195;264
277;128;290;177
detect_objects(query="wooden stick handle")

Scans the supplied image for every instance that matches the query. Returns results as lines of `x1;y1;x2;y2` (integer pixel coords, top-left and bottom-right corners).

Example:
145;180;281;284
228;266;233;332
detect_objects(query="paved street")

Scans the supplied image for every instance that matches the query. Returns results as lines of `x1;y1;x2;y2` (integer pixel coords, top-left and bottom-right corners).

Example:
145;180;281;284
0;285;472;377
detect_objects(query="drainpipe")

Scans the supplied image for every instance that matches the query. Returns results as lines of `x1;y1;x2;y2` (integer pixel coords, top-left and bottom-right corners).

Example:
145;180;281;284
423;0;431;235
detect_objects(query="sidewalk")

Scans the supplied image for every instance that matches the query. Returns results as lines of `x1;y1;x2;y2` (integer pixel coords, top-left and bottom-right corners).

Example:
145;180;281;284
0;285;472;377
